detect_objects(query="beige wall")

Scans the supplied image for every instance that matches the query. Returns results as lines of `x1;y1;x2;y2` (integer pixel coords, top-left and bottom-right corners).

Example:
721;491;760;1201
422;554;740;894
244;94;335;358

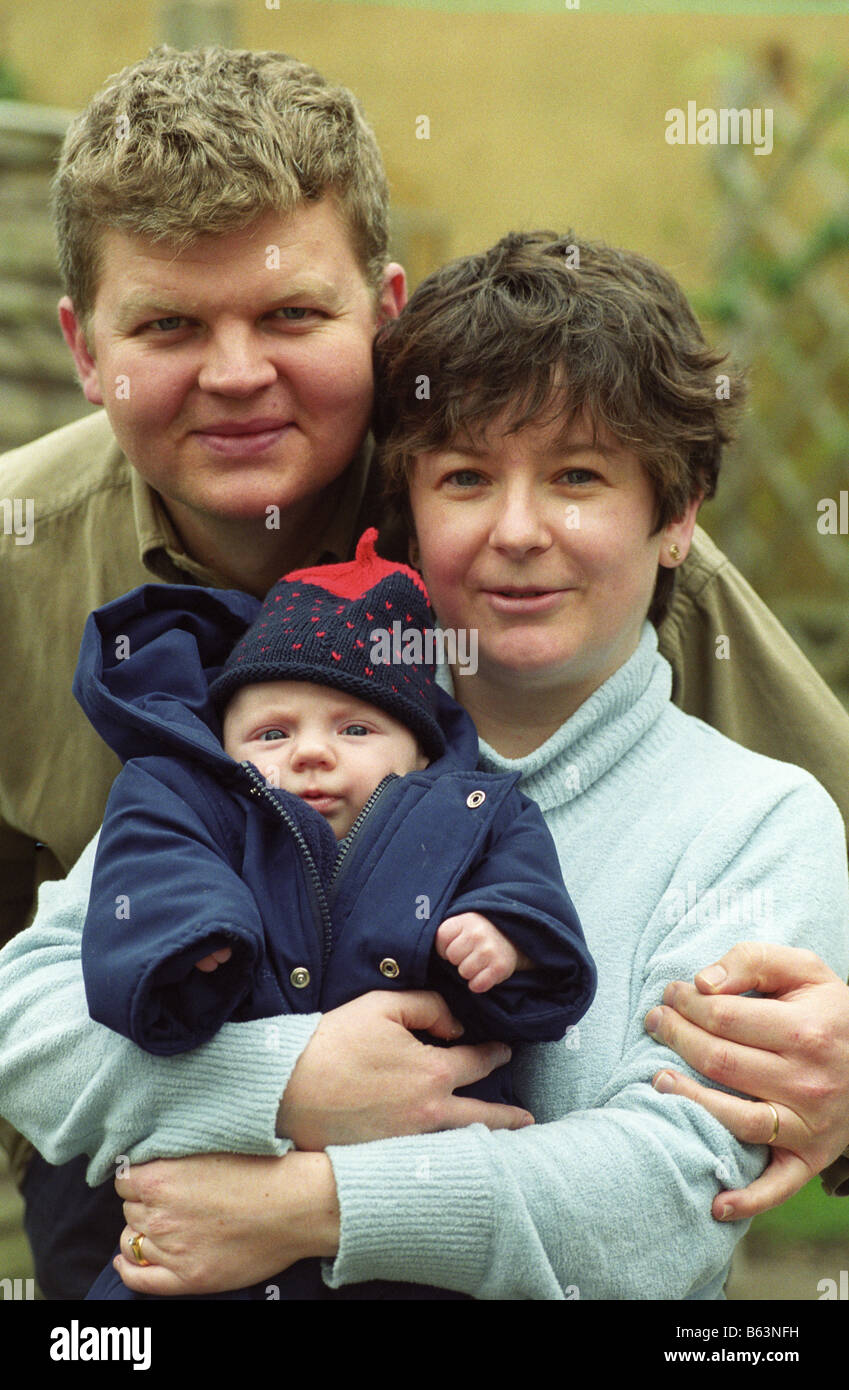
0;2;846;288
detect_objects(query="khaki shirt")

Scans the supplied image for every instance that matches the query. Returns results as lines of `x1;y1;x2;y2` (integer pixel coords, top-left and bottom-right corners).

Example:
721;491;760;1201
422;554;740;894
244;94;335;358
1;411;848;1192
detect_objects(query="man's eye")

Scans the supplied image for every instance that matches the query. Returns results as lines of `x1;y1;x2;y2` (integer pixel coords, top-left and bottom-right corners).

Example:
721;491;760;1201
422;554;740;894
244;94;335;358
273;307;313;322
258;728;287;741
149;316;189;332
341;724;370;737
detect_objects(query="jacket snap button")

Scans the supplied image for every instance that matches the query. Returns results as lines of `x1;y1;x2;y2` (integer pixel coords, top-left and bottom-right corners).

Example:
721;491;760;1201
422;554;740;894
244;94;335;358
290;966;310;988
379;958;400;978
466;790;486;808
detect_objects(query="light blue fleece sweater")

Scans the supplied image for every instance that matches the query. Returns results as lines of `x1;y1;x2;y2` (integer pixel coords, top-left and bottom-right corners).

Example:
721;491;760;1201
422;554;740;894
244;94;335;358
0;625;847;1300
322;625;849;1299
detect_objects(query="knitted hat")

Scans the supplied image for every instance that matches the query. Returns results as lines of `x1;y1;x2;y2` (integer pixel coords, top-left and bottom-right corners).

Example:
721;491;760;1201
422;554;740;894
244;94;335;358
208;529;446;760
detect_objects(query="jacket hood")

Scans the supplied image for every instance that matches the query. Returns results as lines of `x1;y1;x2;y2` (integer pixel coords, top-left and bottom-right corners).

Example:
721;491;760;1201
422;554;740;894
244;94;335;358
74;582;480;775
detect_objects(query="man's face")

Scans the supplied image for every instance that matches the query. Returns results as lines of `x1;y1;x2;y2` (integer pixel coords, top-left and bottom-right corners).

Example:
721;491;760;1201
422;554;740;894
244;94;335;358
59;200;405;531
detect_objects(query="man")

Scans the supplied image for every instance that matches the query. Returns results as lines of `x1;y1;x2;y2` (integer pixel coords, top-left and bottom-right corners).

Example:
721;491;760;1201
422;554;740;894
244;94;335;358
1;47;405;950
1;45;848;1298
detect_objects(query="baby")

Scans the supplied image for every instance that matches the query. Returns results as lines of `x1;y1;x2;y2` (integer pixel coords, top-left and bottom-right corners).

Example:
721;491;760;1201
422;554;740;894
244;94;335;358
201;679;533;989
78;529;596;1300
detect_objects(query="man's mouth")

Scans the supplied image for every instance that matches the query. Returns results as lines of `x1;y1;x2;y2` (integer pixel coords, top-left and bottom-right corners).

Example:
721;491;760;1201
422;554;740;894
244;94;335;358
194;418;295;456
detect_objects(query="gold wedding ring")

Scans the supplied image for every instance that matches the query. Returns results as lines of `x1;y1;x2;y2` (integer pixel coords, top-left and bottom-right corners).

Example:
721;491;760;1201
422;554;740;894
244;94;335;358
130;1232;151;1267
765;1102;780;1145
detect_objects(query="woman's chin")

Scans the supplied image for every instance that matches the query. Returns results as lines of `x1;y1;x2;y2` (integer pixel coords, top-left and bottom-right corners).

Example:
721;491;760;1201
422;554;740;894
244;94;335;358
480;636;589;686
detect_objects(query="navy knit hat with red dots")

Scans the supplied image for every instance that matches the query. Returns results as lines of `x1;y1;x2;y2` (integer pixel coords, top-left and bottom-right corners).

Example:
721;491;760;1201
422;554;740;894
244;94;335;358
208;529;446;760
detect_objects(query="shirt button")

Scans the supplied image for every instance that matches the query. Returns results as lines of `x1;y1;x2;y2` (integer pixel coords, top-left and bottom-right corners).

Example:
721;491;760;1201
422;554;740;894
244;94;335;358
290;966;311;988
466;790;486;808
379;958;400;978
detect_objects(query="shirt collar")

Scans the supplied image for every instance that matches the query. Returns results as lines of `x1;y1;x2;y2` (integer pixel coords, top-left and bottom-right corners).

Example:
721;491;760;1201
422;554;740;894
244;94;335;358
129;437;375;588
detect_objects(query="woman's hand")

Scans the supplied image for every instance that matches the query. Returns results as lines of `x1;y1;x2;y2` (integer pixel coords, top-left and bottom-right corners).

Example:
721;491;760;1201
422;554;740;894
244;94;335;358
644;942;849;1220
277;989;534;1151
114;1151;339;1296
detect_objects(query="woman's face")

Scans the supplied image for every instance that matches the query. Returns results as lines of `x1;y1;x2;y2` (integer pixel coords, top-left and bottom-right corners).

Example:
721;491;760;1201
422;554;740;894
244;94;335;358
408;409;700;707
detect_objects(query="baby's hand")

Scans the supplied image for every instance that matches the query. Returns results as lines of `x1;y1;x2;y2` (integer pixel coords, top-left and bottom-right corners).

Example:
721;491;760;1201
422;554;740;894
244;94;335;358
435;913;533;993
194;947;233;974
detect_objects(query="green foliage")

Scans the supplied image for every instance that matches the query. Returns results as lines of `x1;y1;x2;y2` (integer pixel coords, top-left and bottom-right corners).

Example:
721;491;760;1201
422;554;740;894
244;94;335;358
750;1178;849;1247
0;59;24;102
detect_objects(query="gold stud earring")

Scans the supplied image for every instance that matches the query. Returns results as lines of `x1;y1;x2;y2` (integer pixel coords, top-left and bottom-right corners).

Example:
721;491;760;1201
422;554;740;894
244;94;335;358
669;543;681;562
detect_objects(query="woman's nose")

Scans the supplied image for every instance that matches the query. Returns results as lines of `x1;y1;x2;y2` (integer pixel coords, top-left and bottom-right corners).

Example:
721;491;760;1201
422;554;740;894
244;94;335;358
489;488;552;556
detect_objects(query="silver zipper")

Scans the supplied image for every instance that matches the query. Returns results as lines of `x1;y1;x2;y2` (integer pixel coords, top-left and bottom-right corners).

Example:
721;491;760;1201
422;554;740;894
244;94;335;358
239;761;333;967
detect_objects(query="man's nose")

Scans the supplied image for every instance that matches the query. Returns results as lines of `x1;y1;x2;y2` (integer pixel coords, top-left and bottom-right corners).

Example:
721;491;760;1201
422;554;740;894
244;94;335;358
197;325;278;396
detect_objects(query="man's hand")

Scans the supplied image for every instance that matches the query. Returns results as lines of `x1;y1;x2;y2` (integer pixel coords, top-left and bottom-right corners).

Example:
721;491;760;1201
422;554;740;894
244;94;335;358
277;989;534;1151
435;912;533;993
644;942;849;1220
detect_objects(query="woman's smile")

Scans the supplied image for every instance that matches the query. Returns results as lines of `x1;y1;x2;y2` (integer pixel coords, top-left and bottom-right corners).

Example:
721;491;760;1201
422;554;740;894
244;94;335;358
481;586;572;615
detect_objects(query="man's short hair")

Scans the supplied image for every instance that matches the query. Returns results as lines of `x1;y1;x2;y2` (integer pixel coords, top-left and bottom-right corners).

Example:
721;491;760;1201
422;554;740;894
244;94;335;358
373;230;746;624
52;45;390;325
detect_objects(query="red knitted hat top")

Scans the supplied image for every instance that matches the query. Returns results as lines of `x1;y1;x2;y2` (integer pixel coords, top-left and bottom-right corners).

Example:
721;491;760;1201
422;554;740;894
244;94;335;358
285;529;429;602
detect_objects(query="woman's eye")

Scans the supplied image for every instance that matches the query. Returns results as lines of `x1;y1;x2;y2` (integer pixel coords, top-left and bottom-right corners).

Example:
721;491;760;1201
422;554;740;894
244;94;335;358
341;724;370;737
258;728;287;742
560;467;598;485
445;469;485;488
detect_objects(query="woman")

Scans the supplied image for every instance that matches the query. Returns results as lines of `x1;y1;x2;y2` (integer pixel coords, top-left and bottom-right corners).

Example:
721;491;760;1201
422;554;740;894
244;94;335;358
4;231;849;1299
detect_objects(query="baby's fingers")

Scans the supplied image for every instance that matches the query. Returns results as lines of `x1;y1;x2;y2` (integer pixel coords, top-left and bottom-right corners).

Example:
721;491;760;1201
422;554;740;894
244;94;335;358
194;947;232;973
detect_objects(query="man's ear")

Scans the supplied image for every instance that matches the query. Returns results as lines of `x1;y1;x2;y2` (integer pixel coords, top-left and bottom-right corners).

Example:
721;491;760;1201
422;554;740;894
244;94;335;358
58;297;105;405
375;262;407;326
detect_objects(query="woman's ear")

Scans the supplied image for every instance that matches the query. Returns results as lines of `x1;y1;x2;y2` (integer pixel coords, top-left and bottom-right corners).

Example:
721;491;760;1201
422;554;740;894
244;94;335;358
660;494;702;568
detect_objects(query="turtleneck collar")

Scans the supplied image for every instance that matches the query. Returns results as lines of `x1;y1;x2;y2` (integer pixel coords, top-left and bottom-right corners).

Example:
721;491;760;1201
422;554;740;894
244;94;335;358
439;623;672;813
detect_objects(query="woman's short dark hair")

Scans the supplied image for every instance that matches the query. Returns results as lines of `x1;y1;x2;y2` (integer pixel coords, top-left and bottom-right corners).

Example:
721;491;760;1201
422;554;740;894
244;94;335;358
373;231;746;625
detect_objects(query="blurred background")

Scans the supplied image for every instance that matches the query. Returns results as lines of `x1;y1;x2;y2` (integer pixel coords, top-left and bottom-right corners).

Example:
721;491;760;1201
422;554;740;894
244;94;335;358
0;0;847;1300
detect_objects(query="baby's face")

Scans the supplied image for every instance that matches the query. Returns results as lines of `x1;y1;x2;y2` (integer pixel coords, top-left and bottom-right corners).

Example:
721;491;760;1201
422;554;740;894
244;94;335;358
223;680;429;839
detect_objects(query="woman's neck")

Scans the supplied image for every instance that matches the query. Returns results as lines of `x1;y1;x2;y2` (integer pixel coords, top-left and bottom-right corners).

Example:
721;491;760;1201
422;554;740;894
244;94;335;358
453;669;594;759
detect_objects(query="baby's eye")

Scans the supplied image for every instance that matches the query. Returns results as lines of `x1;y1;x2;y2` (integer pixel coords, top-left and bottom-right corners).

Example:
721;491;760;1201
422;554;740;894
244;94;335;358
258;728;287;741
341;724;370;737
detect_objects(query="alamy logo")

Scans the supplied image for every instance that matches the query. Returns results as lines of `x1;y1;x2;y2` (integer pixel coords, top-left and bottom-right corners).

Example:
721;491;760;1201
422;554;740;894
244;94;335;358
665;103;773;156
50;1320;151;1370
0;1277;34;1299
1;497;34;545
370;622;478;676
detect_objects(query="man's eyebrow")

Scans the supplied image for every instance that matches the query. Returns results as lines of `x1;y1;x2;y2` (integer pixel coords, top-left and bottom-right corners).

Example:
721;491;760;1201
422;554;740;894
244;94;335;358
112;294;189;329
269;276;344;307
112;278;345;330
